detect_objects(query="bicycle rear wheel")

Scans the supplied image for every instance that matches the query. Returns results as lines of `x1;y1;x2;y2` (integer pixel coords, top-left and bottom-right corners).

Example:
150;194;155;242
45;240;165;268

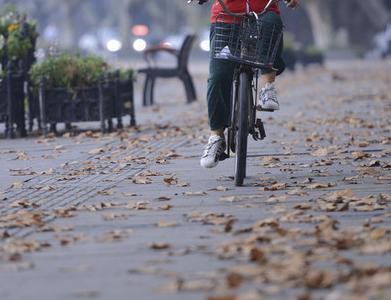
234;71;250;186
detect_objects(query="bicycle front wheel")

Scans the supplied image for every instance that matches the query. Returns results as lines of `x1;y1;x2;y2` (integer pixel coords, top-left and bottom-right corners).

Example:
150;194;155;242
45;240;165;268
234;71;250;186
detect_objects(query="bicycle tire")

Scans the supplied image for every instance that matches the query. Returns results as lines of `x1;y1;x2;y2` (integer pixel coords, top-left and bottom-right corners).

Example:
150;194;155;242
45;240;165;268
234;71;250;186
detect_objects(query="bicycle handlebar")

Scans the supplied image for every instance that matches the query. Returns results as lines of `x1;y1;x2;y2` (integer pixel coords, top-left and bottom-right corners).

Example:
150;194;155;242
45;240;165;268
188;0;281;17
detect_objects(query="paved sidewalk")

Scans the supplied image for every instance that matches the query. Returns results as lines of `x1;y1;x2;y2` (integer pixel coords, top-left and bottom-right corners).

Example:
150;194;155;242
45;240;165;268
0;60;390;300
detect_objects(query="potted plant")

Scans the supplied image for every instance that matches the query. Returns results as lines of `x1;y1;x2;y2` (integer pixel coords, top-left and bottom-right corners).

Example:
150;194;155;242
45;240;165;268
0;7;37;138
115;69;136;127
29;54;136;135
0;6;38;71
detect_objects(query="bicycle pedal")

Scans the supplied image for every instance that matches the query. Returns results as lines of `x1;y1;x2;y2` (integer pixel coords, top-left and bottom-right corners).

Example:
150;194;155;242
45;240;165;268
259;108;275;112
219;152;229;161
256;105;275;112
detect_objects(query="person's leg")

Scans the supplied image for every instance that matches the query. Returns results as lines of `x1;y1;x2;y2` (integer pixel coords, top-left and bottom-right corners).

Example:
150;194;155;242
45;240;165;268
201;24;236;168
257;12;285;111
207;24;236;136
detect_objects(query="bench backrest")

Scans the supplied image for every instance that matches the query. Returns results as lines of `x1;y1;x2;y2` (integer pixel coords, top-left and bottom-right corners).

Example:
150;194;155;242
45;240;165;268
178;35;197;70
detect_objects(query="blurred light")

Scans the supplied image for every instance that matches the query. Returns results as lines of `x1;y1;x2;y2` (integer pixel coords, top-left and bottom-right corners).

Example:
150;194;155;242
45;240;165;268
132;25;149;37
200;39;210;52
133;38;147;52
106;39;122;52
162;42;172;47
43;25;59;41
79;34;98;52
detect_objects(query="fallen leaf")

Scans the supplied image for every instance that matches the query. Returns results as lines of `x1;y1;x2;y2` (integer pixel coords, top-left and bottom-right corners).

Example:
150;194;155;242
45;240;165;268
262;183;288;191
294;203;312;210
261;156;281;167
88;148;105;155
157;196;171;201
15;152;28;160
163;176;178;185
132;176;152;184
156;221;177;228
10;182;24;189
209;186;230;192
184;191;207;196
352;151;370;160
150;242;171;250
159;204;173;211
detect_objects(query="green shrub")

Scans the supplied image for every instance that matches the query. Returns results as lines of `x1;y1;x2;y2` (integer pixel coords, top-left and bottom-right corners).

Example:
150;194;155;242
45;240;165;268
305;46;322;56
0;6;38;67
118;69;136;82
30;54;109;90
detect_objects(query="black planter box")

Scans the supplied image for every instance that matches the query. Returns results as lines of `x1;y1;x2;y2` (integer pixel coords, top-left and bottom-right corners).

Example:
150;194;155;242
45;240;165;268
116;77;136;127
35;74;136;136
297;51;324;67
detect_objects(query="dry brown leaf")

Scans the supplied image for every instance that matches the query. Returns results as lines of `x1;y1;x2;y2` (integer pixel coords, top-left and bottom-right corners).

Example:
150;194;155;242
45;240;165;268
369;228;388;240
99;229;133;242
226;272;243;288
209;186;230;192
261;156;281;167
2;239;49;254
163;176;178;185
311;148;329;157
0;211;45;229
102;213;128;221
150;242;171;250
15;152;28;160
306;182;334;189
97;189;115;196
10;182;24;189
287;188;309;196
157;196;171;201
262;183;288;191
127;201;149;210
35;185;56;191
159;204;173;211
156;221;177;228
88;148;105;155
132;176;152;184
10;200;39;209
352;151;371;160
54;207;76;218
294;203;312;210
184;191;207;196
305;270;335;288
266;195;287;203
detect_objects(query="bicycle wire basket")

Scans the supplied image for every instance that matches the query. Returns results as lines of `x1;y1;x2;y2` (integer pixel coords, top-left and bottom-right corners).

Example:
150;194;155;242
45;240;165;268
213;13;283;69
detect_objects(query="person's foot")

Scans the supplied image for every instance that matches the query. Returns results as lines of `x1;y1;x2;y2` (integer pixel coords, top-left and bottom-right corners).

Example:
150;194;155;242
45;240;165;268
200;135;226;168
257;83;280;111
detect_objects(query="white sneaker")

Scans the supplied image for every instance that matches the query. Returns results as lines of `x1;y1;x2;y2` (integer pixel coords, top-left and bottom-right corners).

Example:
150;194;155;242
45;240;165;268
200;135;226;169
258;83;280;111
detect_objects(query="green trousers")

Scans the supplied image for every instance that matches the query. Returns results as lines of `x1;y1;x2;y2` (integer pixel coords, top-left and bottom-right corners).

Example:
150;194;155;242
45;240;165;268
207;12;285;131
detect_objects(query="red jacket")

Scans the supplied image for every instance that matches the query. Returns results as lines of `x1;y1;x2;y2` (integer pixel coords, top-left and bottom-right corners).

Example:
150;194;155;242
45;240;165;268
211;0;280;23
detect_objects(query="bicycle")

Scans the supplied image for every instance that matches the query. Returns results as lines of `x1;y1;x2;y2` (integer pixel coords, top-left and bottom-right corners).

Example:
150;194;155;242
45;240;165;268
190;0;283;186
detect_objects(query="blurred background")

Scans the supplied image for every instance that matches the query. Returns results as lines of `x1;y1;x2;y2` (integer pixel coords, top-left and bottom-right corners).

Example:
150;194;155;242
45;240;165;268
1;0;391;64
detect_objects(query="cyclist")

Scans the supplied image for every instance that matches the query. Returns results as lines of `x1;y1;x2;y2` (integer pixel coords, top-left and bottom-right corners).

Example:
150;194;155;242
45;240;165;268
199;0;300;168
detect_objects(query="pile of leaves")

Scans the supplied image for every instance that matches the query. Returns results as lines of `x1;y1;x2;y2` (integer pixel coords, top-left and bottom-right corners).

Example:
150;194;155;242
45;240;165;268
0;6;38;68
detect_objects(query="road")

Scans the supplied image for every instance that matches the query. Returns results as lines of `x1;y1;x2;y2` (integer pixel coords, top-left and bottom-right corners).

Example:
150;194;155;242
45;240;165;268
0;59;390;300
